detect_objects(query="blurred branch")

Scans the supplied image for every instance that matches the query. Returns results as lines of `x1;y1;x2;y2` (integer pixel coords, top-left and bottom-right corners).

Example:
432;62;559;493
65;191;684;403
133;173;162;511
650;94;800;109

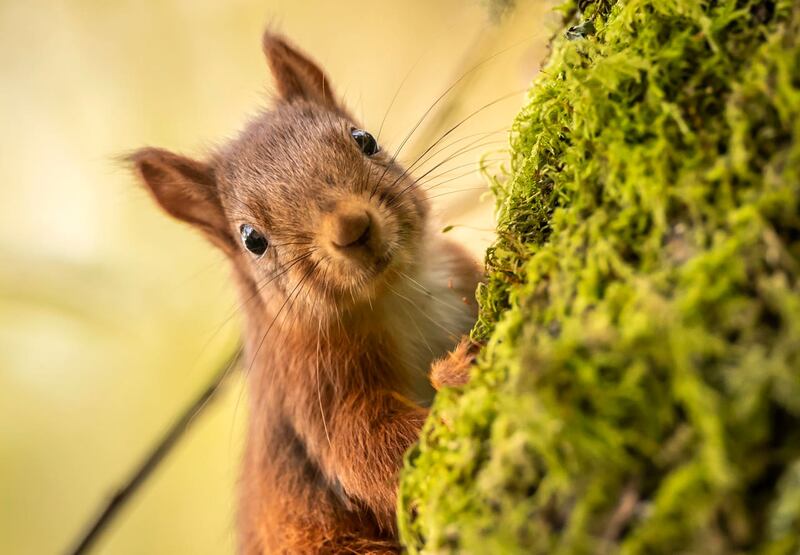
65;347;242;555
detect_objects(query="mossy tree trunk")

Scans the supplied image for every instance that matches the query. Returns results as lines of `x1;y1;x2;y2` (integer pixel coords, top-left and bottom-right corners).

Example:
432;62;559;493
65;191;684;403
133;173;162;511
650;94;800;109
399;0;800;553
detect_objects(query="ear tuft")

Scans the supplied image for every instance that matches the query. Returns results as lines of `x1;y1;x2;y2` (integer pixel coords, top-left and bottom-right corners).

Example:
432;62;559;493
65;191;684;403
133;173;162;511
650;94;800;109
262;32;338;108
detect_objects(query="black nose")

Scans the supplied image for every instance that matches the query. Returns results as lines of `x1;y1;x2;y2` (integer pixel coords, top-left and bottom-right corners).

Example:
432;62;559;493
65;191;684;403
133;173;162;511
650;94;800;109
331;208;370;247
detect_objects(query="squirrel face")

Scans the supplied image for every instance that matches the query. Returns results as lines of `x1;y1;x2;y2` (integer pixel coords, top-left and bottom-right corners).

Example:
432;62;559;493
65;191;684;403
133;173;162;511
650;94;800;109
130;34;431;319
214;100;430;315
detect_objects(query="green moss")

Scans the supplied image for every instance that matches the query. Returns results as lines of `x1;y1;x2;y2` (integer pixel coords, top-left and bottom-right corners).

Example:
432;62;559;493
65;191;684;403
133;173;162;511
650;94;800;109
399;0;800;552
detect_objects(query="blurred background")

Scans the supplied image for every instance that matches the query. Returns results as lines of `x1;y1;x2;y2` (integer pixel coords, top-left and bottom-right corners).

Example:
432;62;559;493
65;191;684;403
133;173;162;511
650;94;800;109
0;1;554;553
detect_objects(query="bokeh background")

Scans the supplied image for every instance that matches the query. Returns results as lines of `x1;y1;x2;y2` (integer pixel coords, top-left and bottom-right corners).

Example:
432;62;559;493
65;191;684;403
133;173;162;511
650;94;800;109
0;1;554;553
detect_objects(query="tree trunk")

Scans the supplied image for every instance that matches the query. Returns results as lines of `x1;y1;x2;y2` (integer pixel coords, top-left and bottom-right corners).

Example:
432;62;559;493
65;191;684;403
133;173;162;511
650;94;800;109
399;0;800;553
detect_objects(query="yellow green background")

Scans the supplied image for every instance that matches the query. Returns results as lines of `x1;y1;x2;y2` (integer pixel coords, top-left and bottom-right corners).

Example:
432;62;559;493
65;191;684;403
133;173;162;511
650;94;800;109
0;1;551;553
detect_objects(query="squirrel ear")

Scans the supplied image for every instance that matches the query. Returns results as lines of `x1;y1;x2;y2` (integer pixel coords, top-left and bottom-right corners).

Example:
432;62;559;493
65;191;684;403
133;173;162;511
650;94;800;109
262;32;338;109
128;148;235;253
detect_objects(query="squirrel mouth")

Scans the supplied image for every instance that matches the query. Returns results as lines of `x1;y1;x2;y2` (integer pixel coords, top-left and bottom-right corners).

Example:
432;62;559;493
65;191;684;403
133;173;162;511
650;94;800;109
370;250;393;274
343;243;393;276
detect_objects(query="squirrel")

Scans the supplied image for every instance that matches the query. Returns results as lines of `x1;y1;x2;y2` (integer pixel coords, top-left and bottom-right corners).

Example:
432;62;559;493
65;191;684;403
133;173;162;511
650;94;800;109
129;32;482;554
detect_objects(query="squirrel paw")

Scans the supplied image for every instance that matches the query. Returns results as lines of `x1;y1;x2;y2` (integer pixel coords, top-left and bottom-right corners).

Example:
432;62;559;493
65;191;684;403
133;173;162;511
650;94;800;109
430;337;481;390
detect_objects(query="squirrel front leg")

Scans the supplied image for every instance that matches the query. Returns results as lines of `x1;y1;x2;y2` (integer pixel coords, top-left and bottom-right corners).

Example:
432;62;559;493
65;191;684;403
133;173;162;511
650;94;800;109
325;338;480;527
323;393;428;532
304;337;480;531
329;337;481;525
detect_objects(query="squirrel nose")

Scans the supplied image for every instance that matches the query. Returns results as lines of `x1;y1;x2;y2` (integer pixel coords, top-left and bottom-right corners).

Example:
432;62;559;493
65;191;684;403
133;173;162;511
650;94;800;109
331;208;371;248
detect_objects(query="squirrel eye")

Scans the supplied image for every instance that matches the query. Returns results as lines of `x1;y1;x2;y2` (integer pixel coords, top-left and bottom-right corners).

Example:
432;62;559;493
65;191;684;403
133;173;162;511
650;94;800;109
240;224;269;256
350;128;380;156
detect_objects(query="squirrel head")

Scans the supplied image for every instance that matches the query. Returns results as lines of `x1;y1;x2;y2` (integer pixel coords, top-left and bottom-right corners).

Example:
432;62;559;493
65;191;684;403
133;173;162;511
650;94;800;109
129;33;431;317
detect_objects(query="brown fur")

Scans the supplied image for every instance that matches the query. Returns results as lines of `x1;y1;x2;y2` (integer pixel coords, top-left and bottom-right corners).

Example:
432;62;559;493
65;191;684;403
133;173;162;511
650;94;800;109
130;33;482;554
430;336;480;390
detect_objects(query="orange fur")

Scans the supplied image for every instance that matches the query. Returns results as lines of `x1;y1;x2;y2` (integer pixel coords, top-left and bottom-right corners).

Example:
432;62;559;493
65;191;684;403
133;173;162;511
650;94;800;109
130;32;482;553
430;337;480;391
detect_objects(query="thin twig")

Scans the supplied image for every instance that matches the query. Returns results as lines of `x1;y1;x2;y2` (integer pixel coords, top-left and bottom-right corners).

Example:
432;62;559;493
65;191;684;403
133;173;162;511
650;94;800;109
65;347;242;555
600;481;641;552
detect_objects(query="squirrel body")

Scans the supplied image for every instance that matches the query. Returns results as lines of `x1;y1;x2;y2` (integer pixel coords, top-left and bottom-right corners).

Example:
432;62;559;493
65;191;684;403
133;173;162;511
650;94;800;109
131;33;481;553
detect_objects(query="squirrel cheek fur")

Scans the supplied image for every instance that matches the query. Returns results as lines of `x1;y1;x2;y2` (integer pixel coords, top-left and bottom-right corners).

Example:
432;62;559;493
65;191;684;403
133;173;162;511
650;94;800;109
130;32;482;554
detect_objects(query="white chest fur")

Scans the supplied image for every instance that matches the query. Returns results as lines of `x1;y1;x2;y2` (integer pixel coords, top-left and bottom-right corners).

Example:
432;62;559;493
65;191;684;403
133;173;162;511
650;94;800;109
379;237;478;406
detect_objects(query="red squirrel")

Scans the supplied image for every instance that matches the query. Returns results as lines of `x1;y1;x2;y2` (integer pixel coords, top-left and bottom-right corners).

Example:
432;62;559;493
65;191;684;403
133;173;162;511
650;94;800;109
130;32;482;554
